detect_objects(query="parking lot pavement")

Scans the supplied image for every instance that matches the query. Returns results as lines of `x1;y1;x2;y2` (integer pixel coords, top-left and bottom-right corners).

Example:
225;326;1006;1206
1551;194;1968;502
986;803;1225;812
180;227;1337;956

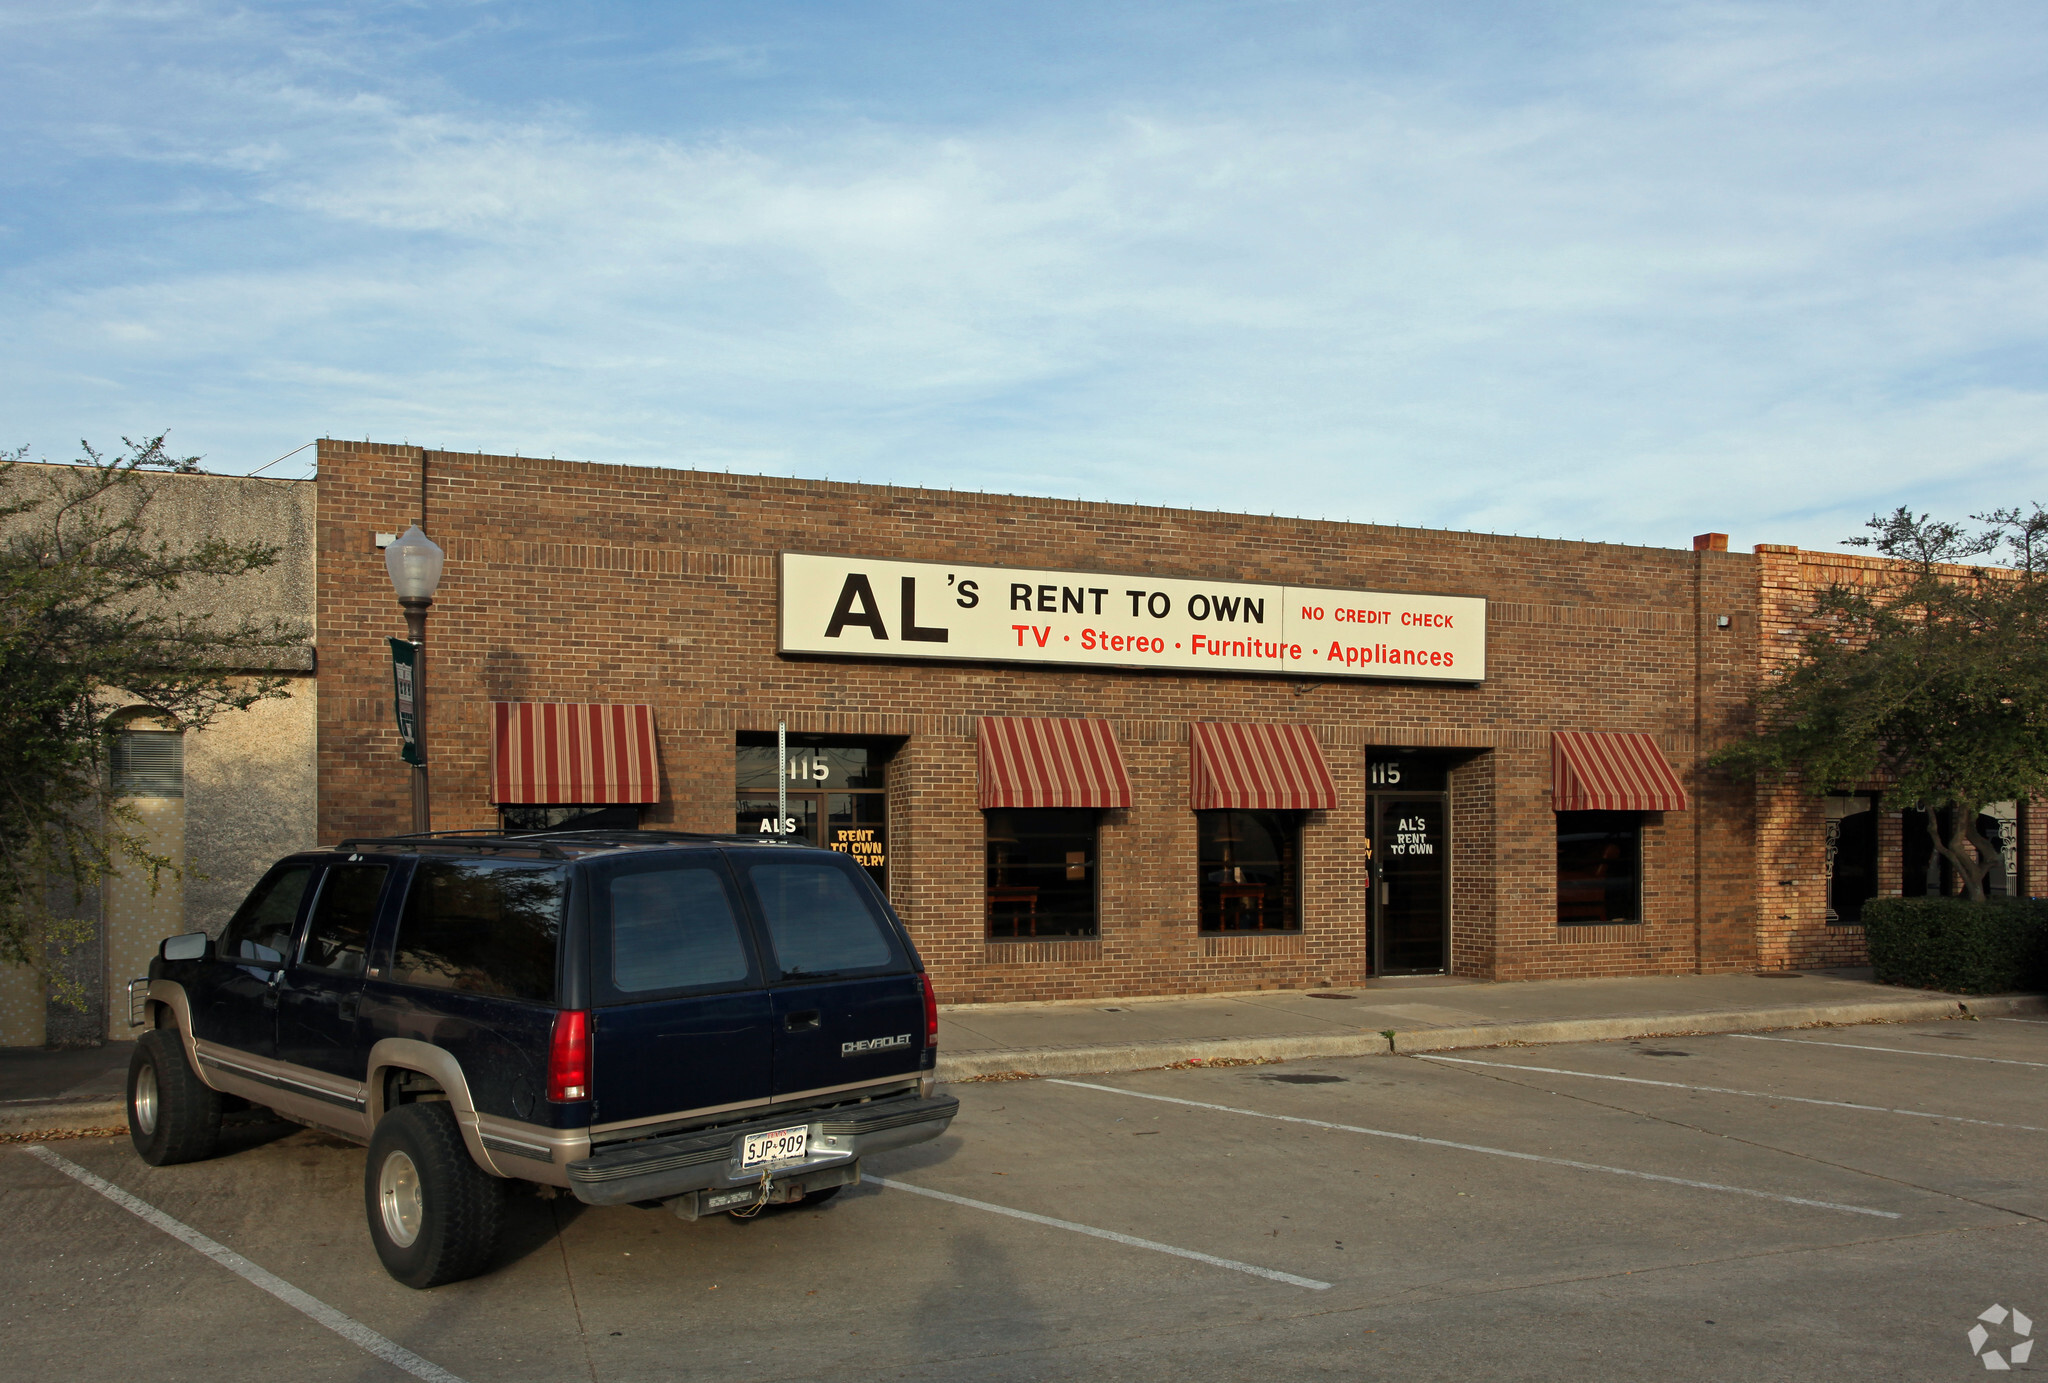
3;1017;2043;1382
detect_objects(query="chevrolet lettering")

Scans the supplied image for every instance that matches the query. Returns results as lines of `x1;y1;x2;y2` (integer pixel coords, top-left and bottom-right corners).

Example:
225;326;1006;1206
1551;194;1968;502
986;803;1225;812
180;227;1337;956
842;1033;913;1056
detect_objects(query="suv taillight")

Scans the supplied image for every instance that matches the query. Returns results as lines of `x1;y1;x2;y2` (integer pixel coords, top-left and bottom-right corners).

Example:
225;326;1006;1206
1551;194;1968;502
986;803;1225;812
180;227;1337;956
548;1010;590;1102
920;972;938;1048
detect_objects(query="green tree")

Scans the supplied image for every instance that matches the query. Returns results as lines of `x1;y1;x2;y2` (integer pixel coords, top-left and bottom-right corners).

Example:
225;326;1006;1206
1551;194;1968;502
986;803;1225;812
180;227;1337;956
0;436;307;1003
1716;504;2048;902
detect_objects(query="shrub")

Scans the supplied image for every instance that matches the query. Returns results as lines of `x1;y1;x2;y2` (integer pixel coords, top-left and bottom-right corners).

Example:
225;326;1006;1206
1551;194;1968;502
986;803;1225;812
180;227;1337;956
1861;896;2048;994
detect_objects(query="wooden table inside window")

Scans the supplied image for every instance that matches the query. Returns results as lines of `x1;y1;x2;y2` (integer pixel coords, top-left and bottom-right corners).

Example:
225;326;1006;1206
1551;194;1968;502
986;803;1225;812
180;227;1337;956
1215;883;1271;931
986;885;1041;936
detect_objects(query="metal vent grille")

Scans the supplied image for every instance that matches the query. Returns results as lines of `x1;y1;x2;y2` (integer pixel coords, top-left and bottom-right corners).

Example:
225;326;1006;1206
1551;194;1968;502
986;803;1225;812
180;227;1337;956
111;730;184;798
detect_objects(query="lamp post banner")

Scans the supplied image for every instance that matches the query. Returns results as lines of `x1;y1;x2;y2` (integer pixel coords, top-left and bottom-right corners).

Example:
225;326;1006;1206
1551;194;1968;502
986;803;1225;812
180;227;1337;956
388;637;424;766
778;552;1486;682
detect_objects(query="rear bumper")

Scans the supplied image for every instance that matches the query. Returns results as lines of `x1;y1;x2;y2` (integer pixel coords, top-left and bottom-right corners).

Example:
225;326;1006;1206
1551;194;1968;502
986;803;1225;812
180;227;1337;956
566;1092;959;1207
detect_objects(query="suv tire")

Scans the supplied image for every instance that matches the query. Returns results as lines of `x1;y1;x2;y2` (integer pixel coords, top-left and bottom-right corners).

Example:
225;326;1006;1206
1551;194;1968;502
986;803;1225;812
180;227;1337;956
128;1029;223;1166
364;1102;505;1289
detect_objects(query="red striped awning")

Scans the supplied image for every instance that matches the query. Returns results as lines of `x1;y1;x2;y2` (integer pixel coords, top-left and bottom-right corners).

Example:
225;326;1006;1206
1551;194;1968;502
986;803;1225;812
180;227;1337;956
1551;731;1688;812
1189;722;1338;811
490;703;660;805
977;717;1131;809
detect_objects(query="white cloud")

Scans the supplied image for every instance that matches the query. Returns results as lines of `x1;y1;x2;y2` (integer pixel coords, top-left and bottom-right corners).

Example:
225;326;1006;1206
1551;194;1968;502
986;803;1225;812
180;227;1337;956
3;2;2047;550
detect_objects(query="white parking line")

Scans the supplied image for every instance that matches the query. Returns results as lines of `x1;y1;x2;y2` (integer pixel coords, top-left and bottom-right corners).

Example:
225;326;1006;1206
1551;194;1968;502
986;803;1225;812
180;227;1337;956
1047;1080;1901;1219
1731;1034;2048;1068
870;1176;1332;1289
20;1146;468;1383
1415;1054;2048;1133
1995;1017;2048;1026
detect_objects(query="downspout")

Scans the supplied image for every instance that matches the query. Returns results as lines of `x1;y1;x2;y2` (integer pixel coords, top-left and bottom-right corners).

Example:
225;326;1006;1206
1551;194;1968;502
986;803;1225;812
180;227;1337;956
1693;545;1706;973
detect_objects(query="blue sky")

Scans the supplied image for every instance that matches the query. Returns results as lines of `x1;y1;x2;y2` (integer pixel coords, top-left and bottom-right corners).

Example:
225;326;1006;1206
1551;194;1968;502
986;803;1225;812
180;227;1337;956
4;2;2046;553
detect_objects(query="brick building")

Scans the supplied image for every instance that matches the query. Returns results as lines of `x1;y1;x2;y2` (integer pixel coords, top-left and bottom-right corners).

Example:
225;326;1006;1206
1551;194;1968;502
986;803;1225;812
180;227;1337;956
313;440;2039;1005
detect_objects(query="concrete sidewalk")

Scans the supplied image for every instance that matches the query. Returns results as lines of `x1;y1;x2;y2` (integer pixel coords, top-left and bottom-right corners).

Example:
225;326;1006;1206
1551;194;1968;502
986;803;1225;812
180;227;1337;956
934;968;2048;1079
0;1041;131;1138
6;969;2042;1136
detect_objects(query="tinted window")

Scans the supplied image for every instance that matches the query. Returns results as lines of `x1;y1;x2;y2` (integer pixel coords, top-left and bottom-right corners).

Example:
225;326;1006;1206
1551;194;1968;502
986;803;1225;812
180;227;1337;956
299;865;388;976
1556;811;1641;924
1901;806;2018;900
605;864;754;994
1198;810;1301;933
392;859;566;1003
985;808;1098;938
736;857;898;977
220;865;311;965
502;804;641;832
735;742;884;790
1827;800;1878;923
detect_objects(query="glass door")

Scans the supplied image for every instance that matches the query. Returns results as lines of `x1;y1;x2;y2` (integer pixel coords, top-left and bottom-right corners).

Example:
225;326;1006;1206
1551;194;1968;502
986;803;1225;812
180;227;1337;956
734;737;894;896
825;792;888;892
736;792;818;843
1370;794;1448;974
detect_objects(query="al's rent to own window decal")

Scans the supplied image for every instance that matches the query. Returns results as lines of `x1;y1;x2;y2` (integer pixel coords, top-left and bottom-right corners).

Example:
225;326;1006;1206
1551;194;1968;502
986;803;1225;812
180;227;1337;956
778;553;1486;682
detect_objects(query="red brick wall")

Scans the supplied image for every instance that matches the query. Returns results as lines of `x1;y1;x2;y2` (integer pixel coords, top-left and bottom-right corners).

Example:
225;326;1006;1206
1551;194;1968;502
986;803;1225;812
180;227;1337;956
2022;804;2048;899
1448;751;1496;977
1752;544;1873;968
317;441;1760;1000
1749;543;2044;968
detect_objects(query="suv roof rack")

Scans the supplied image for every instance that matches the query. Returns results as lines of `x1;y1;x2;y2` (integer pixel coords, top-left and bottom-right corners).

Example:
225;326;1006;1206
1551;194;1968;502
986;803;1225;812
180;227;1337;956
332;828;811;858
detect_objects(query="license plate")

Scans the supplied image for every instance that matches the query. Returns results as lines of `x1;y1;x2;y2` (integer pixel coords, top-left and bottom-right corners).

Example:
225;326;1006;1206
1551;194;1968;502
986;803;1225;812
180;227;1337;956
739;1124;808;1170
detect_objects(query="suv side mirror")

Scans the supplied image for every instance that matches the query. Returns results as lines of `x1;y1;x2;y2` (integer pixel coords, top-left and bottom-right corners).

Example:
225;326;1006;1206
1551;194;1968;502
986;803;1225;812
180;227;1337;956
160;932;213;963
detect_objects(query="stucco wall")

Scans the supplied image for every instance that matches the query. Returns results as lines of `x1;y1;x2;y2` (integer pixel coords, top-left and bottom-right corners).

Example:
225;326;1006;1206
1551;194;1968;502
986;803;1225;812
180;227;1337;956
183;677;320;933
0;465;317;1046
101;797;185;1041
88;678;320;1040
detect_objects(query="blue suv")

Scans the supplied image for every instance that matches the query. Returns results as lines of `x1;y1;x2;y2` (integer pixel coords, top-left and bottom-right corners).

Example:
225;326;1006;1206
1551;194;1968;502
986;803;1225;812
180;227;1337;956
129;831;958;1287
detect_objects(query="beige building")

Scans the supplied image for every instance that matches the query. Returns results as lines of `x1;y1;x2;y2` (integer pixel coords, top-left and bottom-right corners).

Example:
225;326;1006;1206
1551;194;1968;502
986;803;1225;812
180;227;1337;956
0;467;318;1047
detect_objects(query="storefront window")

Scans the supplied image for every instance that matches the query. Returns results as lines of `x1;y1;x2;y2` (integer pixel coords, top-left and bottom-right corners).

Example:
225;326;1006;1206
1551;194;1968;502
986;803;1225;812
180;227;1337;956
1902;804;2017;898
1197;810;1301;932
502;805;641;832
1557;811;1641;924
986;809;1097;938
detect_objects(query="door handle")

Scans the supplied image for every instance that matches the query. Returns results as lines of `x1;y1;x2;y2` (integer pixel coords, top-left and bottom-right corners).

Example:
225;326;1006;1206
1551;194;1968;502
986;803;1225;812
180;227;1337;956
784;1010;821;1032
1378;881;1389;906
338;993;361;1022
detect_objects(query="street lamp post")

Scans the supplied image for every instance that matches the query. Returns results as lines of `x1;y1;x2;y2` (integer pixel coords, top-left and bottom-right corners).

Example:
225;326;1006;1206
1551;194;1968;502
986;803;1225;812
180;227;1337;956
384;526;445;834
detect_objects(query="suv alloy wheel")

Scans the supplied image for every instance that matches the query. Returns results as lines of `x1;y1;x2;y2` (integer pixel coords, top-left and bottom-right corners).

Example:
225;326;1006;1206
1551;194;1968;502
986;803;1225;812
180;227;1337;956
127;1029;223;1166
363;1101;506;1288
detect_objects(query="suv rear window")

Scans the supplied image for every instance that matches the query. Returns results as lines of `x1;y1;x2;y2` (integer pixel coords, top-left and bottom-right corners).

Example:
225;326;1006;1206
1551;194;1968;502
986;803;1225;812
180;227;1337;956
732;855;902;979
601;862;757;997
390;858;566;1003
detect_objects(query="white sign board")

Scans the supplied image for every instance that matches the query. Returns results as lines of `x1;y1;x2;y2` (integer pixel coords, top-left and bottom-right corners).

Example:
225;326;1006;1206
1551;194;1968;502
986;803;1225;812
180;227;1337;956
779;553;1485;681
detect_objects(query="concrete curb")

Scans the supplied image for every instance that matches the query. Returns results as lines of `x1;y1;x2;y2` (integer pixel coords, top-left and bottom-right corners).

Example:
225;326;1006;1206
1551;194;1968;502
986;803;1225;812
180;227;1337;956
6;993;2040;1129
938;1031;1392;1079
935;992;2048;1081
0;1099;126;1138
